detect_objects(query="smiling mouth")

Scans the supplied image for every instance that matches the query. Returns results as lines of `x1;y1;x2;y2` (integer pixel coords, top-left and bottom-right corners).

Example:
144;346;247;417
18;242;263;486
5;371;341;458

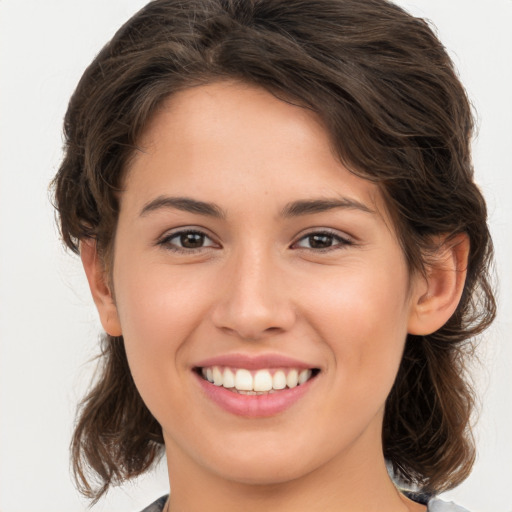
195;366;320;394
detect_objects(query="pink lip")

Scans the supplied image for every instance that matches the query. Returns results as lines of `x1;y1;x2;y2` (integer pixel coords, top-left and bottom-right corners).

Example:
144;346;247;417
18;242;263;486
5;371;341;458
194;353;315;370
194;372;317;418
193;353;320;417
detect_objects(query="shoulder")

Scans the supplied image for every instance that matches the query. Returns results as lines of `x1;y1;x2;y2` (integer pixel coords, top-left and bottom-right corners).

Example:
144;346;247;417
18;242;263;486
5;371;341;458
427;497;471;512
139;495;168;512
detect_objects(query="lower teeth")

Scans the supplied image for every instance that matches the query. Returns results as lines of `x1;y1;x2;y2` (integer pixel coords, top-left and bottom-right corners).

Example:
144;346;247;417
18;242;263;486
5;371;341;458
230;389;278;395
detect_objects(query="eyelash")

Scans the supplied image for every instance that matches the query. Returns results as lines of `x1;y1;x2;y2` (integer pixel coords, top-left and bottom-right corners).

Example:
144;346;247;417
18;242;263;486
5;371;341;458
157;228;353;254
292;230;353;252
157;229;218;254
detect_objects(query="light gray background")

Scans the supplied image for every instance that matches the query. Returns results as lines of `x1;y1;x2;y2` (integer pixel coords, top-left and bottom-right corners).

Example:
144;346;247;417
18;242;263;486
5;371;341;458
0;1;511;511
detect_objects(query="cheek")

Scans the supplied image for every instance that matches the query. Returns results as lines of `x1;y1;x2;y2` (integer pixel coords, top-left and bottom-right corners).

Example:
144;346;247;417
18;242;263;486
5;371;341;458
112;261;213;386
305;263;411;393
111;264;214;426
115;260;207;333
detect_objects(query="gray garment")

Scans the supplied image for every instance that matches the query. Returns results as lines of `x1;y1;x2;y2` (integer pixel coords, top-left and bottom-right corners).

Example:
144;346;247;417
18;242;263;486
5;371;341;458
139;495;471;511
140;496;167;512
428;497;470;511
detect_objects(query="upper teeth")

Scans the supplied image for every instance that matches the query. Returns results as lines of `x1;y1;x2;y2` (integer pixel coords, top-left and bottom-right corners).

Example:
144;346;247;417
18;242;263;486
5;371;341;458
201;366;313;392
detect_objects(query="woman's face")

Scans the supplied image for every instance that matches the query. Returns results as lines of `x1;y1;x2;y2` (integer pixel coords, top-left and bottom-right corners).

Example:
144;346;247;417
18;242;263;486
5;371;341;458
108;81;423;485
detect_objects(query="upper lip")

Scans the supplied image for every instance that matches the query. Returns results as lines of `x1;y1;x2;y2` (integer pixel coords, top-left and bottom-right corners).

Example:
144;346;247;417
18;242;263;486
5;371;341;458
193;353;318;370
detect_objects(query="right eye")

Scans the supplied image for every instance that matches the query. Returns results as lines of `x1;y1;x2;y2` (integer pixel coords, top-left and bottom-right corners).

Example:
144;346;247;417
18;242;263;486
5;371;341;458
159;229;218;252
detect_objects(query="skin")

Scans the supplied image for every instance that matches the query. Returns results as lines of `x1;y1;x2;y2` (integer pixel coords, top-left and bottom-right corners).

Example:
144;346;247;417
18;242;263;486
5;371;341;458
83;81;469;512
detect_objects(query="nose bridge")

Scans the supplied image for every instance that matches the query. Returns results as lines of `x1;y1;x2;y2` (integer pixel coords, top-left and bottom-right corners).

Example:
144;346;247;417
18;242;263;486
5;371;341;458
212;241;294;339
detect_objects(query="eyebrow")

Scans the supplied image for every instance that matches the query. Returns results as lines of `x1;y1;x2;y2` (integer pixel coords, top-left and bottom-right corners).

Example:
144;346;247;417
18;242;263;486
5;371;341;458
139;195;374;219
280;198;374;217
140;196;226;219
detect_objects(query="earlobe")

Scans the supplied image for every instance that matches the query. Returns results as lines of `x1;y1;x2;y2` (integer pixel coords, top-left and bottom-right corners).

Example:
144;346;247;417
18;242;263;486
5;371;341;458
80;239;122;337
408;233;469;336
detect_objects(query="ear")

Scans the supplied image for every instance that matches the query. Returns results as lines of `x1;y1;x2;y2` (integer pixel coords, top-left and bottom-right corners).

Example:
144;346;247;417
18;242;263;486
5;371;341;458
80;239;122;337
408;233;469;336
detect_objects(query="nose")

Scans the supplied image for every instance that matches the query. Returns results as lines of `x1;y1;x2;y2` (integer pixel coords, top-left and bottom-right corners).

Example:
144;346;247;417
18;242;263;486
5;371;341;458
211;246;296;341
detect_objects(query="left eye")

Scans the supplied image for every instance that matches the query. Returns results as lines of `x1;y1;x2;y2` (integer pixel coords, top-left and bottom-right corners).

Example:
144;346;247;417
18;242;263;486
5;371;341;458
161;230;217;251
294;232;350;250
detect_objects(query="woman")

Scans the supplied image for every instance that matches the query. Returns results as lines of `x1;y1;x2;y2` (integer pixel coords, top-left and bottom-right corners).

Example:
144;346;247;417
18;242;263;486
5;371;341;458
52;1;495;511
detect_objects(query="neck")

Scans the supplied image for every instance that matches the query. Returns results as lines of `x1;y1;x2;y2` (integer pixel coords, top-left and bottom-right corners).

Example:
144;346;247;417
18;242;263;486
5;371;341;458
163;432;424;512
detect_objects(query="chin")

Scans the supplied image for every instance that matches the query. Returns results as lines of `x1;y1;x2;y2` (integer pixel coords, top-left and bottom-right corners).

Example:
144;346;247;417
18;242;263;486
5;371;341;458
201;439;324;486
218;460;311;486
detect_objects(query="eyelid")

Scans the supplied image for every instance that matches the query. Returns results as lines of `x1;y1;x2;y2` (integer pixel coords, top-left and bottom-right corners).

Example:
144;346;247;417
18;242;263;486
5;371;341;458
157;226;220;252
156;226;354;253
291;228;354;250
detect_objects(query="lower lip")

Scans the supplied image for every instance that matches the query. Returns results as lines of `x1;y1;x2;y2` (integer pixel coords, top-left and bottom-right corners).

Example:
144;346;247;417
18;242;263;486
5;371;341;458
195;372;316;418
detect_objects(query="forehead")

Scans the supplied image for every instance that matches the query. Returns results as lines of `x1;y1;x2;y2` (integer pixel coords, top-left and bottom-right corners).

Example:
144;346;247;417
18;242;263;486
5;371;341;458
135;81;334;170
125;81;390;225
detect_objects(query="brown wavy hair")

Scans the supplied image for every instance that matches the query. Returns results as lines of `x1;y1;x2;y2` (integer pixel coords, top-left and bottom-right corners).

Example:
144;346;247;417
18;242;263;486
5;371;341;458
52;0;496;503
